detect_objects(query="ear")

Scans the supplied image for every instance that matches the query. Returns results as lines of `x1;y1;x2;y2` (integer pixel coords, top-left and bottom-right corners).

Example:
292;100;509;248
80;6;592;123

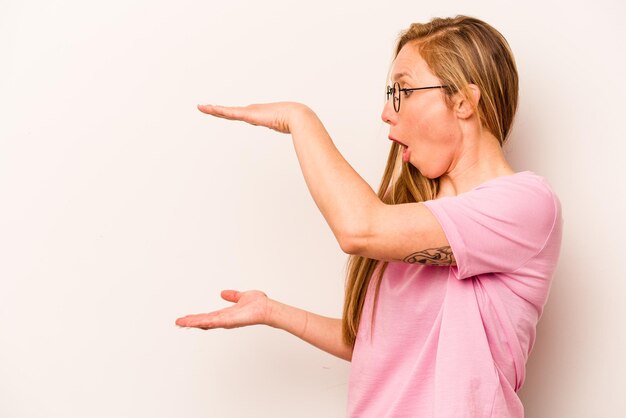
453;84;481;119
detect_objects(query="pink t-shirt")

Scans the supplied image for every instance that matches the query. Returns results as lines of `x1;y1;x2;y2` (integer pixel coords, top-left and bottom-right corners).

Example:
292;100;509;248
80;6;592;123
347;171;563;418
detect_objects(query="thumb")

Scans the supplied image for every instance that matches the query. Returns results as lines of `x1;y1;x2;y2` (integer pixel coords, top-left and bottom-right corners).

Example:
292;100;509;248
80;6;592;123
220;289;241;303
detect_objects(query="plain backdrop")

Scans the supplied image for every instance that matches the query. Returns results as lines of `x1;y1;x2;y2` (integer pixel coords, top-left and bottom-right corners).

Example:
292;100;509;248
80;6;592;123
1;1;625;417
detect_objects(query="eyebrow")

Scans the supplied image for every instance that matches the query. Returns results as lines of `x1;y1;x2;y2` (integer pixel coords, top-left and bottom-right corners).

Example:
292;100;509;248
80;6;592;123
391;72;414;82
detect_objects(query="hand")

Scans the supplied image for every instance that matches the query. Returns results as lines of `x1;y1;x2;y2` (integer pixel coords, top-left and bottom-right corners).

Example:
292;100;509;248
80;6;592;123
175;290;271;330
197;102;312;134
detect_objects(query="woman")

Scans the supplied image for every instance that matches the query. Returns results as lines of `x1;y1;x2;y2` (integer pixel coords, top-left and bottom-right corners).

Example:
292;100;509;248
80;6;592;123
176;15;563;417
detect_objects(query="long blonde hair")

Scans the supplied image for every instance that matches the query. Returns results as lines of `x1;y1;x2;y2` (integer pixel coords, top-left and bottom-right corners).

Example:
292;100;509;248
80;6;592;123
341;15;519;347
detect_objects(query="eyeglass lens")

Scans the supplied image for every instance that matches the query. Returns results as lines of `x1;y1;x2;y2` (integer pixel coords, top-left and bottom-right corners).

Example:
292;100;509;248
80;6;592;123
386;82;401;112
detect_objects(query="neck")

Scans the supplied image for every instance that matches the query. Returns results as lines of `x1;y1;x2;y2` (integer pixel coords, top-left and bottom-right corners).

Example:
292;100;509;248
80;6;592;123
436;128;514;198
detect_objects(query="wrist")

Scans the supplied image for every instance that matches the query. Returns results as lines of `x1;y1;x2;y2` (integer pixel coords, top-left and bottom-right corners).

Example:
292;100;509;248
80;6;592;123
265;298;281;329
289;103;319;133
265;298;307;338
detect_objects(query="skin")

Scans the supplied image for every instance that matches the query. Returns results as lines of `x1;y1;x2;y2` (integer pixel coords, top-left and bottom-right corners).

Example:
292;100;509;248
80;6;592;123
176;290;353;361
176;43;515;359
383;41;514;198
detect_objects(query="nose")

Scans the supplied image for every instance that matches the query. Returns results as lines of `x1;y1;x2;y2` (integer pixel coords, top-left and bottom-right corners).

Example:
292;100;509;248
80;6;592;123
381;99;397;125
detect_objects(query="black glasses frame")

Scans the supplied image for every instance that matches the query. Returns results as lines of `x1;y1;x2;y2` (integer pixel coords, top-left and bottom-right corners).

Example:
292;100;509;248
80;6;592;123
386;81;450;112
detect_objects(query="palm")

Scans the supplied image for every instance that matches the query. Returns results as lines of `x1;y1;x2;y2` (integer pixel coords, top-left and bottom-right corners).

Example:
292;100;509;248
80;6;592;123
176;290;270;330
197;102;310;134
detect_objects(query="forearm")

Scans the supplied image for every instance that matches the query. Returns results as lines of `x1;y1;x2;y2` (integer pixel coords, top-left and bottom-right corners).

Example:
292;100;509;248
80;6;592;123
289;107;381;251
267;298;353;362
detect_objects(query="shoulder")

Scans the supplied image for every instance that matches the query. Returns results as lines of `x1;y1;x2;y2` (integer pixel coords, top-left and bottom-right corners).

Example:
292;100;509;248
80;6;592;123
464;170;559;212
470;171;562;239
472;171;556;196
420;171;562;277
424;171;560;238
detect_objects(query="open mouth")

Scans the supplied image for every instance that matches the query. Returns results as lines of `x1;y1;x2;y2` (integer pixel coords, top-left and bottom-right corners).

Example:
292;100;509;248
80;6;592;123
389;137;410;162
389;136;407;147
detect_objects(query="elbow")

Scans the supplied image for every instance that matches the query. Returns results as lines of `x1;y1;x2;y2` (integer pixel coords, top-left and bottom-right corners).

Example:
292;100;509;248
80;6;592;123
339;237;356;255
337;201;379;255
338;226;366;256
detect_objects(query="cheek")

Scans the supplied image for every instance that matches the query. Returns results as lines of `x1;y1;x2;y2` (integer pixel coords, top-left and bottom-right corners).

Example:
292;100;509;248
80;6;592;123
410;111;458;168
410;112;452;150
425;106;459;146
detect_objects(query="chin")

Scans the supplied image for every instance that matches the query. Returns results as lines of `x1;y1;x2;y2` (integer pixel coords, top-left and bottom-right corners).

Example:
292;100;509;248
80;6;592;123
416;165;446;180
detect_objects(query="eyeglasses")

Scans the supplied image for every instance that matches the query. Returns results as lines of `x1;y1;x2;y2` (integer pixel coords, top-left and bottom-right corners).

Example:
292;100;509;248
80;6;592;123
386;81;450;112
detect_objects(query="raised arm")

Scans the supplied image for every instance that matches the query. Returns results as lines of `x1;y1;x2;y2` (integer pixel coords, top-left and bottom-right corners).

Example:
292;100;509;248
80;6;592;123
287;105;455;266
175;290;352;362
197;102;455;266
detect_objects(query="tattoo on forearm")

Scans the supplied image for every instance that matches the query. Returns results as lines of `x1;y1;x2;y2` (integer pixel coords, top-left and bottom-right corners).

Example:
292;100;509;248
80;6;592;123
403;246;456;266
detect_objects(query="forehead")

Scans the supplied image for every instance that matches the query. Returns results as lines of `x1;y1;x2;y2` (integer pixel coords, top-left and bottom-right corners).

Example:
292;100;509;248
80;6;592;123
390;42;436;83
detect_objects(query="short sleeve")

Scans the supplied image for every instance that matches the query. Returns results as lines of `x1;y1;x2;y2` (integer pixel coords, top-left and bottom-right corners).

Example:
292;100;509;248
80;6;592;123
422;175;559;279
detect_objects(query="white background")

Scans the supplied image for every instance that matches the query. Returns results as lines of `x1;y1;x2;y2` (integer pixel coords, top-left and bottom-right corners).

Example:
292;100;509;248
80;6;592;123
1;1;625;417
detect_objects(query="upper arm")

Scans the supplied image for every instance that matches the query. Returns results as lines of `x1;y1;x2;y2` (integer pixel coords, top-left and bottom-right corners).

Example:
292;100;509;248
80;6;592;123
343;177;561;278
343;201;456;266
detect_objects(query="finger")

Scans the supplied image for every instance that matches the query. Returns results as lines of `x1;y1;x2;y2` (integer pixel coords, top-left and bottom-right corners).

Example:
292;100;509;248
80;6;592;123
176;312;220;329
220;289;241;303
175;311;218;327
197;104;249;122
176;305;240;329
